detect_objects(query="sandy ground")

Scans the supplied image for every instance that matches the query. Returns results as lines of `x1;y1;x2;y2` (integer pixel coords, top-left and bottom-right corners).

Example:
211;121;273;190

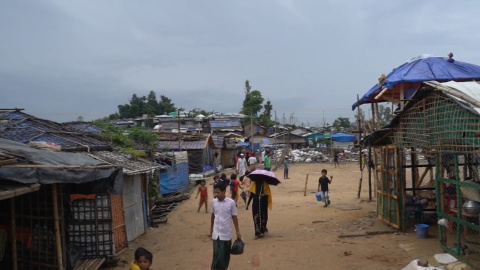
113;162;447;270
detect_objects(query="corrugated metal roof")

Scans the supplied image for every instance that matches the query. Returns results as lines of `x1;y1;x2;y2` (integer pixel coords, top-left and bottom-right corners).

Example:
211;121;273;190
212;136;224;148
88;151;163;175
64;122;105;133
210;120;241;128
156;134;211;150
0;109;111;151
290;128;311;136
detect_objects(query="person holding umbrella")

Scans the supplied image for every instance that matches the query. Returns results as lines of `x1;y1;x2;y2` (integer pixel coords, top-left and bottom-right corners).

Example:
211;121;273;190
245;170;280;239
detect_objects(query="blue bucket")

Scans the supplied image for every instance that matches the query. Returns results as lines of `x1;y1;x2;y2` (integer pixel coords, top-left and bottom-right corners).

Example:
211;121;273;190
415;224;429;239
316;192;322;201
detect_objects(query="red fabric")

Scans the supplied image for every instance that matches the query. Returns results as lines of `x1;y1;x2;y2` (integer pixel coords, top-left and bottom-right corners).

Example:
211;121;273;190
199;186;208;198
232;180;240;193
70;194;96;202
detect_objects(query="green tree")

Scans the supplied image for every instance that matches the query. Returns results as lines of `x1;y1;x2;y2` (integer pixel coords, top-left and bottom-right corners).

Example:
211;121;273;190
108;113;121;120
258;114;275;127
245;80;251;95
159;95;176;114
118;104;131;118
263;100;273;118
147;90;160;115
332;117;351;129
241;90;264;116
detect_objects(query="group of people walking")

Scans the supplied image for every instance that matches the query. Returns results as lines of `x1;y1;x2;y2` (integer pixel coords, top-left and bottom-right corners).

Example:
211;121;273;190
197;149;299;269
205;171;272;270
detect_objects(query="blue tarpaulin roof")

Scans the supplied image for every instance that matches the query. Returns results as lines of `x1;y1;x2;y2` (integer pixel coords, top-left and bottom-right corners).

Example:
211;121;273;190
352;55;480;110
331;132;355;142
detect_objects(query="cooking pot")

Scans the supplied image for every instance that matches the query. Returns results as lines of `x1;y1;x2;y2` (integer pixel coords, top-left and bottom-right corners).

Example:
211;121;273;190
462;200;480;214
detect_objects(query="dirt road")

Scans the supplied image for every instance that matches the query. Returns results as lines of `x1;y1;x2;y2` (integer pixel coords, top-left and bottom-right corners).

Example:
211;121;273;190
114;162;445;270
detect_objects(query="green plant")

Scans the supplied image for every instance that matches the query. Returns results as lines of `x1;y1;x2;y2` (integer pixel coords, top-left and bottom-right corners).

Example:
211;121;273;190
148;173;160;206
128;128;160;146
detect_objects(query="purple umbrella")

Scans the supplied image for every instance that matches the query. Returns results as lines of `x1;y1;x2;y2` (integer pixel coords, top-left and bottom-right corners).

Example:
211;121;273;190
247;170;281;186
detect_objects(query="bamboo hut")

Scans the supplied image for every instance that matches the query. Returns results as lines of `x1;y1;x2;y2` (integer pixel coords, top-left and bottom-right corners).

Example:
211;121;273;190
363;81;480;268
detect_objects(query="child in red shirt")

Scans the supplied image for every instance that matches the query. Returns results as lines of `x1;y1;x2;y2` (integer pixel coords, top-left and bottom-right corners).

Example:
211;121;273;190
195;180;208;212
230;173;241;206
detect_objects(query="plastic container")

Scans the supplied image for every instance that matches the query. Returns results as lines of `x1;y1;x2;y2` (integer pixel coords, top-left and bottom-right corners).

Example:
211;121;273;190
415;224;429;239
315;192;322;201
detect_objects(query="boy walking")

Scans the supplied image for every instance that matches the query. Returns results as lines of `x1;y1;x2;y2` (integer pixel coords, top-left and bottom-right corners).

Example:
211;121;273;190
317;169;333;207
210;182;242;270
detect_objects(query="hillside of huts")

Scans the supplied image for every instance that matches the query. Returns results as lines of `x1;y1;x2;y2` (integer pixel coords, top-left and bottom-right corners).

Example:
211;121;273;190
0;109;356;269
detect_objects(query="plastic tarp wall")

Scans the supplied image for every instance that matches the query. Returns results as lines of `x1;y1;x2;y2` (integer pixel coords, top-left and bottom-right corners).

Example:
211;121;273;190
203;144;216;173
159;151;189;194
188;150;203;174
0;138;123;194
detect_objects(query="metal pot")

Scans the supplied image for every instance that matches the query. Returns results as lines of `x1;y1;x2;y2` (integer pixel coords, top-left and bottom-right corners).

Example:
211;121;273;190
462;200;480;214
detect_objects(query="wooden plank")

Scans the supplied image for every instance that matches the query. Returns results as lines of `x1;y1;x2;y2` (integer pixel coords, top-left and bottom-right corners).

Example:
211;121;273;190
303;174;309;196
74;258;106;270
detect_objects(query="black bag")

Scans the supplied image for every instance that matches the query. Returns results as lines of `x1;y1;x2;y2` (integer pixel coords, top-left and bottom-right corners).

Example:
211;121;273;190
230;238;244;255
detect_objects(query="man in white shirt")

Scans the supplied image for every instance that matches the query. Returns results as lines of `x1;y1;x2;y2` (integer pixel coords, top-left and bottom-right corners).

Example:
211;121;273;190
248;155;257;171
210;182;241;270
236;153;248;177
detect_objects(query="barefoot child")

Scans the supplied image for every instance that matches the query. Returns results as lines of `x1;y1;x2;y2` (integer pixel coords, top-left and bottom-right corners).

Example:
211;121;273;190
317;169;333;207
130;247;153;270
195;179;208;213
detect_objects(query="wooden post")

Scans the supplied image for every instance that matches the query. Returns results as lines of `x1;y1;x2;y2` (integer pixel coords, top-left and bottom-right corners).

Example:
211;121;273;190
358;172;363;199
304;174;309;196
400;83;405;110
368;146;372;201
10;198;17;270
52;184;64;270
357;94;363;199
371;103;375;131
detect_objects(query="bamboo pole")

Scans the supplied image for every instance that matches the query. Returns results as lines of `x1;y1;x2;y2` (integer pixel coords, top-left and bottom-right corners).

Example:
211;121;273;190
51;184;63;270
357;94;363;199
304;174;309;196
10;198;17;270
371;103;375;131
358;170;363;199
368;147;372;201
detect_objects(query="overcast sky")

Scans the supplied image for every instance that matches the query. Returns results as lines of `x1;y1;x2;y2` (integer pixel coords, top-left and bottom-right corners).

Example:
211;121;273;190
1;1;480;126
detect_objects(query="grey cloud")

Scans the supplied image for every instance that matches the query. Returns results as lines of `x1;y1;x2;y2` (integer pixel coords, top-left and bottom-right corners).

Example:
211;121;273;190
2;0;480;125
